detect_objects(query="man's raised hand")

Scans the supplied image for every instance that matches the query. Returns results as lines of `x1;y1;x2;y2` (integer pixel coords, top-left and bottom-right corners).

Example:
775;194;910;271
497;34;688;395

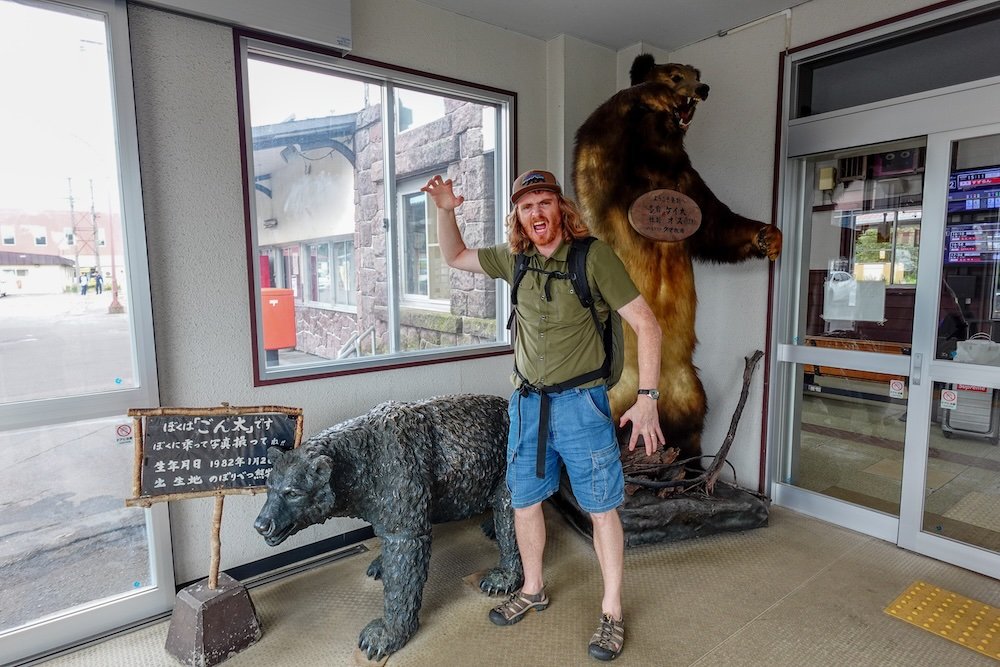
421;175;465;211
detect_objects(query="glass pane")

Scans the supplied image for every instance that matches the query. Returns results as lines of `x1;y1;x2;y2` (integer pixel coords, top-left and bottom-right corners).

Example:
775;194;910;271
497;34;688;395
781;364;907;516
939;133;1000;362
925;381;1000;553
796;139;925;349
403;192;429;296
246;46;505;376
0;416;150;632
794;5;1000;118
0;1;136;404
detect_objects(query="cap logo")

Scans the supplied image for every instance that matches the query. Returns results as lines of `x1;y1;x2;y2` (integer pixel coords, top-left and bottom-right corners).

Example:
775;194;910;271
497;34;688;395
521;172;547;186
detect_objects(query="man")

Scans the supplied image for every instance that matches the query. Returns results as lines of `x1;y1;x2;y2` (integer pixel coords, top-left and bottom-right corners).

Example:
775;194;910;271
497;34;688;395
422;170;663;661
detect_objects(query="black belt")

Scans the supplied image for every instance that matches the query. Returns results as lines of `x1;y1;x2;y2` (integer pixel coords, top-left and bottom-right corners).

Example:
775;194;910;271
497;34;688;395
517;367;607;478
518;382;563;479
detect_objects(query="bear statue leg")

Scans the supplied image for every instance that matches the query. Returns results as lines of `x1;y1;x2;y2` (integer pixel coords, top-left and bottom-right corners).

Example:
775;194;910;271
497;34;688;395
479;481;524;595
366;554;382;580
358;532;431;661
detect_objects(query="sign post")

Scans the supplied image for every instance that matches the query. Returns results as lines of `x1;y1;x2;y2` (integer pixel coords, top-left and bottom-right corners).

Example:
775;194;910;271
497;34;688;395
126;403;302;666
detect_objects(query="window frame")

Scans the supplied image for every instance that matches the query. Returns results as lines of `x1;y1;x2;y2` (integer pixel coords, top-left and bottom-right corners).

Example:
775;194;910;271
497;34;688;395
235;31;515;385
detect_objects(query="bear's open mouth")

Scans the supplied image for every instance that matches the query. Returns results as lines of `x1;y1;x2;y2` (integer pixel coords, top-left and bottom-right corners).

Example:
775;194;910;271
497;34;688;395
675;97;699;129
264;521;298;546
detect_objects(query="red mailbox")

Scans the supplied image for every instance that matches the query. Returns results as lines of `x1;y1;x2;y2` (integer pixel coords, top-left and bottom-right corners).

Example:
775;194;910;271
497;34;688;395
261;288;296;351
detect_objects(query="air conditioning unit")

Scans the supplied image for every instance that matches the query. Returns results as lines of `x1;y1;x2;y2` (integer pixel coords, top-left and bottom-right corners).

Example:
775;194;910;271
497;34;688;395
837;155;867;183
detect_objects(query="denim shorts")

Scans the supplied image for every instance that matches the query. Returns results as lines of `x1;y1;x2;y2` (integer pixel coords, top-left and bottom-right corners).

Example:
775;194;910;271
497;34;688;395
506;385;624;514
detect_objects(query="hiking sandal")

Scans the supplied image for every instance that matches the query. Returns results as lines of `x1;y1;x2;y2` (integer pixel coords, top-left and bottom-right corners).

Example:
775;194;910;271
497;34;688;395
588;613;625;661
488;588;549;626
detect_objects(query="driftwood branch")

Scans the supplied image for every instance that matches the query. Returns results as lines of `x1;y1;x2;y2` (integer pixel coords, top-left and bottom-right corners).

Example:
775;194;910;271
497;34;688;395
624;350;764;495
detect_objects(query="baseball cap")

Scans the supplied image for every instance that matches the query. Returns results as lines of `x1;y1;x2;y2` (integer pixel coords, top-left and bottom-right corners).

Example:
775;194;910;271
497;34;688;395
510;169;562;204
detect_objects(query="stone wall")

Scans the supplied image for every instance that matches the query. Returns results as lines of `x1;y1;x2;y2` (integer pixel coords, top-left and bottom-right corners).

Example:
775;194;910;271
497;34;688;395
297;98;499;358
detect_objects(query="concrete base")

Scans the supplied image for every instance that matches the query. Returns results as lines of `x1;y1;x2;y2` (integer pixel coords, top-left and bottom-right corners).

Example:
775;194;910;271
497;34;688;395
550;474;769;547
165;572;262;667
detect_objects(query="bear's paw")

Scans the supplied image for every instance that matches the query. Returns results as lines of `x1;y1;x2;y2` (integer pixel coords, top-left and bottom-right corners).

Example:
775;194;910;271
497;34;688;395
478;566;522;596
358;617;412;661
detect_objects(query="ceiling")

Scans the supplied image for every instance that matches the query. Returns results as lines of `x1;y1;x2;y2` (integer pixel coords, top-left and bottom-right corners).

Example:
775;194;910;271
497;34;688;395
415;0;812;52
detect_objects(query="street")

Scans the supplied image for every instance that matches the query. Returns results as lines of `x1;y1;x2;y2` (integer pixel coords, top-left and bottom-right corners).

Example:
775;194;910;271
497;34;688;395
0;292;146;631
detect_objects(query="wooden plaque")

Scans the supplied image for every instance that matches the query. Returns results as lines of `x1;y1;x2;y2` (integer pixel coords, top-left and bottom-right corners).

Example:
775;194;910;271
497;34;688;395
125;404;303;507
628;189;702;241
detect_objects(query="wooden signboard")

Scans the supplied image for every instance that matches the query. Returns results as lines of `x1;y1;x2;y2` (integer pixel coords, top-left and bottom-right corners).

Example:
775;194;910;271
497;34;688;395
126;404;303;506
125;403;303;591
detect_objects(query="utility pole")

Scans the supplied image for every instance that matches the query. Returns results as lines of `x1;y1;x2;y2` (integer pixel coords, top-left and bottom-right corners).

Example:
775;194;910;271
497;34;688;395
90;180;102;276
68;178;80;286
107;193;124;314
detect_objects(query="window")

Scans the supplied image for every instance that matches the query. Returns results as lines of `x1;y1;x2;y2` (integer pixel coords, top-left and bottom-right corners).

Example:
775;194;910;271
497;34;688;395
63;227;75;245
793;5;1000;118
797;139;925;342
238;35;513;382
0;0;170;662
399;177;448;303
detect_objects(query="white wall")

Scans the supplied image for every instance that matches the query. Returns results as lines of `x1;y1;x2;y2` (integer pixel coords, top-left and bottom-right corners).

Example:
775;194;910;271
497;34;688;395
127;0;545;584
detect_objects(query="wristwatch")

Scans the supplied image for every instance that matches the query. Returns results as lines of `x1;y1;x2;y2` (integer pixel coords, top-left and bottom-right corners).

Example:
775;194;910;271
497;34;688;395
637;389;660;400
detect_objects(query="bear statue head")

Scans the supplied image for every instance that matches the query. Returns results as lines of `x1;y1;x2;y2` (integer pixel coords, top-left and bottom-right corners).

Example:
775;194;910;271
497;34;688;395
254;445;336;546
629;54;710;131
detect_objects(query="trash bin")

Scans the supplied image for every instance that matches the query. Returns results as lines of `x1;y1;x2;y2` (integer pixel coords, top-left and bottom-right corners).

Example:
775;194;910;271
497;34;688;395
261;288;296;364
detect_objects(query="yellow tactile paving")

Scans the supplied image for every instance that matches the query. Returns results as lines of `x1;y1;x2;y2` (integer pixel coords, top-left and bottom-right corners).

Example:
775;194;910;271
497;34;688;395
885;580;1000;662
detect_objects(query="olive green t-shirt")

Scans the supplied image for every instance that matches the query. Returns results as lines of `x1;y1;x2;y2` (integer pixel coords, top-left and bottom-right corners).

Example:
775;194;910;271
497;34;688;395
479;239;640;388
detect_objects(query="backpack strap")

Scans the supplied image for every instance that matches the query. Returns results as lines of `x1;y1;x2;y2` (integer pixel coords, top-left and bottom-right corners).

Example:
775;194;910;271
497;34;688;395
506;252;531;330
568;237;611;378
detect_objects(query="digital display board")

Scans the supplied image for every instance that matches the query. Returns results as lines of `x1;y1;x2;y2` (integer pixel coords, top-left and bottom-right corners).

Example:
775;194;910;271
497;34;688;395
945;222;1000;264
947;165;1000;213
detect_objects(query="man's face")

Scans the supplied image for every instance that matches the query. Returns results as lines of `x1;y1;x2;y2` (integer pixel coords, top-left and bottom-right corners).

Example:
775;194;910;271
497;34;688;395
516;190;563;250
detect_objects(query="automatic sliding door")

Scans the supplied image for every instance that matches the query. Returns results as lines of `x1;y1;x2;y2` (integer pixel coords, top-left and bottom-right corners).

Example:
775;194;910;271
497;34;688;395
897;127;1000;578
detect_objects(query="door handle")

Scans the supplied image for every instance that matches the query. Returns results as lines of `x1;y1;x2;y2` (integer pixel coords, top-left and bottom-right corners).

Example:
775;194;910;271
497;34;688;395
911;352;923;386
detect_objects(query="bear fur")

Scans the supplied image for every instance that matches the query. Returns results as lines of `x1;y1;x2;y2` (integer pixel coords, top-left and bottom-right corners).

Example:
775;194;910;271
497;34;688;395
573;54;782;464
254;394;522;661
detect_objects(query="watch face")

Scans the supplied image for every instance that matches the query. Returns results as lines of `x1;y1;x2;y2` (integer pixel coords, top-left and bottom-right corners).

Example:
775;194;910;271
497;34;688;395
649;389;660;400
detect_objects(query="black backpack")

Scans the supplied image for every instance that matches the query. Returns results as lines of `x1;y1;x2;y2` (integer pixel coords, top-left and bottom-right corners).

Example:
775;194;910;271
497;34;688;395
507;236;624;391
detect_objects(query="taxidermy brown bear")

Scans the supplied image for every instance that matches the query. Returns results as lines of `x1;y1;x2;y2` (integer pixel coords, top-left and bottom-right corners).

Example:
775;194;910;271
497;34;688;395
573;54;782;465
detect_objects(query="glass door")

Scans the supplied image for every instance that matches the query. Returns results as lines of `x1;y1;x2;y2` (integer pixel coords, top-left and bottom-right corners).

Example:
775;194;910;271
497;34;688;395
773;127;1000;578
897;126;1000;577
773;138;927;542
0;1;173;663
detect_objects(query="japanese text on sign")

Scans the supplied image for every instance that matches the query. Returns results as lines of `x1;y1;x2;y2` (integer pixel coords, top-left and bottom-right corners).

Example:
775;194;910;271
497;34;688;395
628;189;702;242
136;411;299;499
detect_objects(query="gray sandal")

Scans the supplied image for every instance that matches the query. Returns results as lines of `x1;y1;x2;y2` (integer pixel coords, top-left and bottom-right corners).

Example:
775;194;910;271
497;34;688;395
488;588;549;626
589;613;625;660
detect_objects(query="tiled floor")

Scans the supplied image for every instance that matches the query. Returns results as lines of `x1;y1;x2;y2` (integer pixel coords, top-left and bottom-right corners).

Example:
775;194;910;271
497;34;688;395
38;504;1000;666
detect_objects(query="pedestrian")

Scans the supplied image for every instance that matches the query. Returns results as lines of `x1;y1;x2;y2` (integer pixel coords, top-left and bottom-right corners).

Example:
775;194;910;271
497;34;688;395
422;170;664;661
79;273;88;296
94;272;104;295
